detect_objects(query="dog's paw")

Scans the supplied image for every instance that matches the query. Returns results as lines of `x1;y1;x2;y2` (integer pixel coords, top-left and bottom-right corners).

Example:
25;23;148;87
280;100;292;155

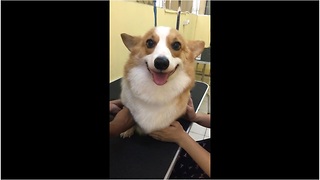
120;127;135;138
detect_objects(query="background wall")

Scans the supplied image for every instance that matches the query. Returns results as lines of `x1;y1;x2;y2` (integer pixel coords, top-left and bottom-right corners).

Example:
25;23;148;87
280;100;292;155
110;1;210;82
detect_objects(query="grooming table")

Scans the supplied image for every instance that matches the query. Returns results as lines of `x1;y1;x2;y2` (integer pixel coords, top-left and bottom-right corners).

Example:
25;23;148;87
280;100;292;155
109;78;209;179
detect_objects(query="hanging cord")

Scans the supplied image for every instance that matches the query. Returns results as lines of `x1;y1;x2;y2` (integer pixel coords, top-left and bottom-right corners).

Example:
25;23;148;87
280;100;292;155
176;0;181;30
153;0;157;27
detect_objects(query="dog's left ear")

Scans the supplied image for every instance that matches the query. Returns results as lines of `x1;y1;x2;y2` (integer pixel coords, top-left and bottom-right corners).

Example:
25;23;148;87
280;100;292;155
187;40;205;59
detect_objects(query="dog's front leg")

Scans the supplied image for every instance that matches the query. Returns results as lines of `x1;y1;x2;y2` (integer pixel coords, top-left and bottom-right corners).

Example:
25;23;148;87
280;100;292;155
120;125;136;138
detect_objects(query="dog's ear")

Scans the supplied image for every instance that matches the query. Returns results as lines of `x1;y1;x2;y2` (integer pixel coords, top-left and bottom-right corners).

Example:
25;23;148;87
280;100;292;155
187;40;205;59
121;33;141;52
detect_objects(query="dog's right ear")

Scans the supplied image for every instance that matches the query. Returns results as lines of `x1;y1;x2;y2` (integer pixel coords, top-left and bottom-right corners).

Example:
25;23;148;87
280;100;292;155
121;33;141;52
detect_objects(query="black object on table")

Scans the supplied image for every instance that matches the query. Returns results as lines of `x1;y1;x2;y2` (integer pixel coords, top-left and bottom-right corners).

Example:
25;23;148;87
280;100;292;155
109;78;209;179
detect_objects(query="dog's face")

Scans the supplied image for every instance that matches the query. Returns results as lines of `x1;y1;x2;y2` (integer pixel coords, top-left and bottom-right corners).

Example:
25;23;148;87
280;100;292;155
121;26;205;86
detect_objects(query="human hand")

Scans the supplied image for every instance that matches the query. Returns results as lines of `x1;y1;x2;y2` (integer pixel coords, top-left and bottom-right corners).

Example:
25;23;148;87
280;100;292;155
110;106;135;137
183;97;197;122
149;121;187;144
110;99;123;115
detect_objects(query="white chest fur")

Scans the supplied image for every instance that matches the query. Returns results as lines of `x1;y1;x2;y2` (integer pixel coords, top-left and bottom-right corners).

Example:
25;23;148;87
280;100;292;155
121;66;191;134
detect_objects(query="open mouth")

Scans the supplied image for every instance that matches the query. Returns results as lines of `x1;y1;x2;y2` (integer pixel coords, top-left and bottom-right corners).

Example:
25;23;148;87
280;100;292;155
146;62;179;86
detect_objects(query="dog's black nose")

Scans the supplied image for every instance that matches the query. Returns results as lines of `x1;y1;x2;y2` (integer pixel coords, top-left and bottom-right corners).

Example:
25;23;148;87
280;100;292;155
154;56;169;70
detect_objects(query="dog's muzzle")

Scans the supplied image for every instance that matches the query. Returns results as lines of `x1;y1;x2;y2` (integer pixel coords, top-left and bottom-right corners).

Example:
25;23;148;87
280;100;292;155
146;58;179;86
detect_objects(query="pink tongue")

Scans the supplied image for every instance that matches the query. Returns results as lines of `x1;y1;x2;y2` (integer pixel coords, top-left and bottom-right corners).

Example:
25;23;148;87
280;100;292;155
153;72;169;85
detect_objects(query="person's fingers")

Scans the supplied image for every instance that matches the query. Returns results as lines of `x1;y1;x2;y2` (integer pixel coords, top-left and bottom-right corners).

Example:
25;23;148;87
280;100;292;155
114;103;124;109
110;104;121;114
190;98;193;106
149;133;157;138
188;97;192;105
188;98;194;108
186;105;193;112
111;108;121;113
111;99;123;107
170;121;179;126
122;106;129;112
110;100;124;111
149;132;161;140
170;121;182;129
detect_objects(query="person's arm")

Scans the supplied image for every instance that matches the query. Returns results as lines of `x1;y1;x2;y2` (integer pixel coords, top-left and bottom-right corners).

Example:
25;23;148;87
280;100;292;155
192;113;210;128
184;97;211;128
177;132;211;177
150;121;210;177
110;106;135;137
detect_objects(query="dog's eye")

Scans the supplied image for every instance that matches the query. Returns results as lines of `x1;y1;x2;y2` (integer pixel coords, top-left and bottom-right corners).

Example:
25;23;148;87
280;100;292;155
171;41;181;51
146;39;155;48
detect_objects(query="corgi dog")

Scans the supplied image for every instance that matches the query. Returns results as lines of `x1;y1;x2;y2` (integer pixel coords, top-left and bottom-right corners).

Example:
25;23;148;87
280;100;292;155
120;26;205;137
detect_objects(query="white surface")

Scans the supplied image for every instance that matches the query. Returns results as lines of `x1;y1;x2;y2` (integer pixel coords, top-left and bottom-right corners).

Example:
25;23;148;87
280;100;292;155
190;123;207;135
205;128;210;138
189;132;205;141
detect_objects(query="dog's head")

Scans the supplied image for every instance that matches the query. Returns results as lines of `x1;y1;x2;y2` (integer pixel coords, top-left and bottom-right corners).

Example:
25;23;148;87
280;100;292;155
121;26;205;86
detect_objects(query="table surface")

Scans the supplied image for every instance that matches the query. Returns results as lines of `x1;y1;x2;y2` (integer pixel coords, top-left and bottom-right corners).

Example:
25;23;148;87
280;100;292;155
109;78;209;179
